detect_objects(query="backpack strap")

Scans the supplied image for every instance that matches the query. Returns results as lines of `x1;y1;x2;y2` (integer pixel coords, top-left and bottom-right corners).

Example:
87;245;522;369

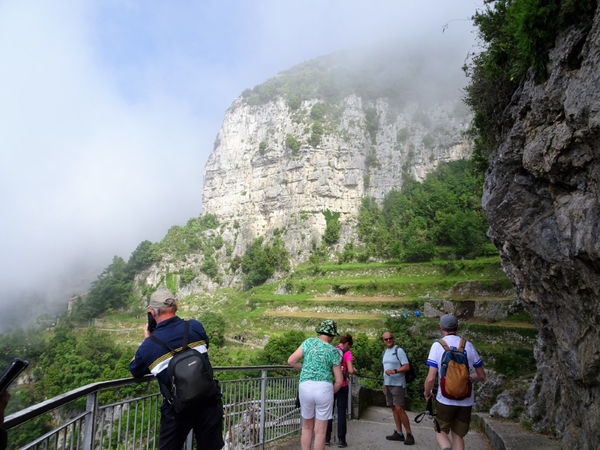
149;334;175;355
382;345;401;361
182;320;190;349
149;320;192;356
438;339;450;351
439;338;467;353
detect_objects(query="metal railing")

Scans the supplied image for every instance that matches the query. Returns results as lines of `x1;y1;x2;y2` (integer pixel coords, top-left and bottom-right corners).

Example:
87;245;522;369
3;366;305;450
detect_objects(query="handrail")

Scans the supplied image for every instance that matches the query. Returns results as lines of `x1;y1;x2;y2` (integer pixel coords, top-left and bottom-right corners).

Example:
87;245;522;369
4;365;292;429
3;365;301;450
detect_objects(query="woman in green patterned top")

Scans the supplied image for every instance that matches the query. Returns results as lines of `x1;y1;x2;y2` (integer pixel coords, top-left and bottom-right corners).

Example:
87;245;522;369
288;319;344;450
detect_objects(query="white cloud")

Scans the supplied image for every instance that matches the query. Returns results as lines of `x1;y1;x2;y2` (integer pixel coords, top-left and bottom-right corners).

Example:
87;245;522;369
0;0;481;329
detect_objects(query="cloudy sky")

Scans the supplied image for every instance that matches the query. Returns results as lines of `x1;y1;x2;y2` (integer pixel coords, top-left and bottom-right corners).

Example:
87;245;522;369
0;0;481;325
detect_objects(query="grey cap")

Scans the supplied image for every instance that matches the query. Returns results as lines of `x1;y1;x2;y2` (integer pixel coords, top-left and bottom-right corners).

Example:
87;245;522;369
440;313;458;330
147;289;177;309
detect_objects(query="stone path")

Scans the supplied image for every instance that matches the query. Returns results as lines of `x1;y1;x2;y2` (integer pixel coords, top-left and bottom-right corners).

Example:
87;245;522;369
270;406;492;449
269;406;561;450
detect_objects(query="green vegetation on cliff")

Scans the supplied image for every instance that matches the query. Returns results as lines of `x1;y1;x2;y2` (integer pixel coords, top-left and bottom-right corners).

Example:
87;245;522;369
357;159;491;262
464;0;597;171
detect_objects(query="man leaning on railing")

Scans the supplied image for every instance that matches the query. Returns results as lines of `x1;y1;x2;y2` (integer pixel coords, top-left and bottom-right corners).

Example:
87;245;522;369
130;289;224;450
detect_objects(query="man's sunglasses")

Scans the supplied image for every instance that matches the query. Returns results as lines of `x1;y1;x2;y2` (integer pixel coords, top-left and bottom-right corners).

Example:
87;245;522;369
383;337;394;341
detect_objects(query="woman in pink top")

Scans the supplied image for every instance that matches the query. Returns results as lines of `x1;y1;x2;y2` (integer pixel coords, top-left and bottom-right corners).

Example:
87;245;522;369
326;334;356;448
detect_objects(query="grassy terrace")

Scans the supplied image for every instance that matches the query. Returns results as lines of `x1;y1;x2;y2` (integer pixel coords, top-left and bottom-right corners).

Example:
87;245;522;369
93;256;535;386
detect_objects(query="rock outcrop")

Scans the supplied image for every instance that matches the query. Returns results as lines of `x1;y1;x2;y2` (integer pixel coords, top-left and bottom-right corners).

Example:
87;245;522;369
203;93;471;265
134;50;475;293
482;9;600;448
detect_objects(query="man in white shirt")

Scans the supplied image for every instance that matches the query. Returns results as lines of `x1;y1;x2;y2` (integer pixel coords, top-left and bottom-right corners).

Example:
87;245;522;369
424;314;486;450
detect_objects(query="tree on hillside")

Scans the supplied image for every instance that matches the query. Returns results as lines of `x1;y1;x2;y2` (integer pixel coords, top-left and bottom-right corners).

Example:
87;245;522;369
322;209;341;245
127;240;160;274
358;160;489;262
198;312;226;347
357;197;389;259
37;326;130;399
241;236;290;289
72;256;132;321
254;331;306;366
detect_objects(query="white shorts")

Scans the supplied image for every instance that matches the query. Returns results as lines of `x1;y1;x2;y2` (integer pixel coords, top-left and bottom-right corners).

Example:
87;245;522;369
299;381;334;420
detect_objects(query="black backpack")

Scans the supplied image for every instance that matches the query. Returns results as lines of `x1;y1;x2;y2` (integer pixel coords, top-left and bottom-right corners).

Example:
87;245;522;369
150;320;218;413
382;345;417;384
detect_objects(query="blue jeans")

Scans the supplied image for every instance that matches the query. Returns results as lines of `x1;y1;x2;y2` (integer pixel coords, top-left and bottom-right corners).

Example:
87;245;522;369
326;385;349;443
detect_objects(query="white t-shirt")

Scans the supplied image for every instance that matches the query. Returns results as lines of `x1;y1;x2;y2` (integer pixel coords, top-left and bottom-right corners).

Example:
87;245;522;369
426;334;483;406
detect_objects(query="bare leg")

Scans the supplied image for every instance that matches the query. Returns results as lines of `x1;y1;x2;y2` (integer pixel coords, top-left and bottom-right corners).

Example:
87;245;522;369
397;406;412;434
301;417;315;450
313;418;329;450
451;432;465;450
435;430;452;450
391;406;403;433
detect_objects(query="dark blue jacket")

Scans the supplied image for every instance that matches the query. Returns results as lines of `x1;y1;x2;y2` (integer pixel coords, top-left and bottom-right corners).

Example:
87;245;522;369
130;316;216;416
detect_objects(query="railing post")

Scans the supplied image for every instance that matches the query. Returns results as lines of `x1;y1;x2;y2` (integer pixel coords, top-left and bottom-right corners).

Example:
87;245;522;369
83;391;98;449
259;368;268;450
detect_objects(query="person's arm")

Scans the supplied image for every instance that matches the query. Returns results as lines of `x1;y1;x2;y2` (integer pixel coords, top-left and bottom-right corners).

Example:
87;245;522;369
471;366;486;383
332;365;343;393
129;343;151;378
346;358;356;375
345;351;356;375
424;366;437;401
287;346;303;370
395;362;410;374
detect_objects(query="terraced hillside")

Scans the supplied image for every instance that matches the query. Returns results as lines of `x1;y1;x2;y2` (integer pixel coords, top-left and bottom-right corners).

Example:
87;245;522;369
222;257;519;338
102;257;527;342
95;256;536;414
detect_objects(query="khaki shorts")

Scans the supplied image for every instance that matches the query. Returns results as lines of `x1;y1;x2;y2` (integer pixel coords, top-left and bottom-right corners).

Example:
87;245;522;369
434;401;472;437
384;385;406;407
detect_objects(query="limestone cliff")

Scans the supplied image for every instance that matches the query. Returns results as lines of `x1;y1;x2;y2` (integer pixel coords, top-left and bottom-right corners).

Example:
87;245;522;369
135;49;474;294
202;54;472;268
482;8;600;448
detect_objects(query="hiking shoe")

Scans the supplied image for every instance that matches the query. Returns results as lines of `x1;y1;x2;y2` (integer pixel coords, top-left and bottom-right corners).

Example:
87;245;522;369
338;441;348;448
404;433;415;445
385;431;405;441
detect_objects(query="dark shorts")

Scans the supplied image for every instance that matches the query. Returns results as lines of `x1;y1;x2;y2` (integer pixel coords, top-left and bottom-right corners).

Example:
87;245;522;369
384;385;406;408
158;399;224;450
434;401;472;437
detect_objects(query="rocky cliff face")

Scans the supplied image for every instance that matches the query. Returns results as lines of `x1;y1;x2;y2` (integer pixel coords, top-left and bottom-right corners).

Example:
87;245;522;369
482;9;600;448
202;93;471;264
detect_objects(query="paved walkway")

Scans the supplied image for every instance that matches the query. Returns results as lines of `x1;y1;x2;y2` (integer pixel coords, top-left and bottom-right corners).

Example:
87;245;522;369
270;406;561;450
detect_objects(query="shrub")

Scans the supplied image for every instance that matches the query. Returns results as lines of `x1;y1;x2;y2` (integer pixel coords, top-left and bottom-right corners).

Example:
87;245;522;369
259;141;267;155
285;134;301;154
322;210;341;245
241;236;290;289
364;108;379;144
200;256;219;279
310;103;326;120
